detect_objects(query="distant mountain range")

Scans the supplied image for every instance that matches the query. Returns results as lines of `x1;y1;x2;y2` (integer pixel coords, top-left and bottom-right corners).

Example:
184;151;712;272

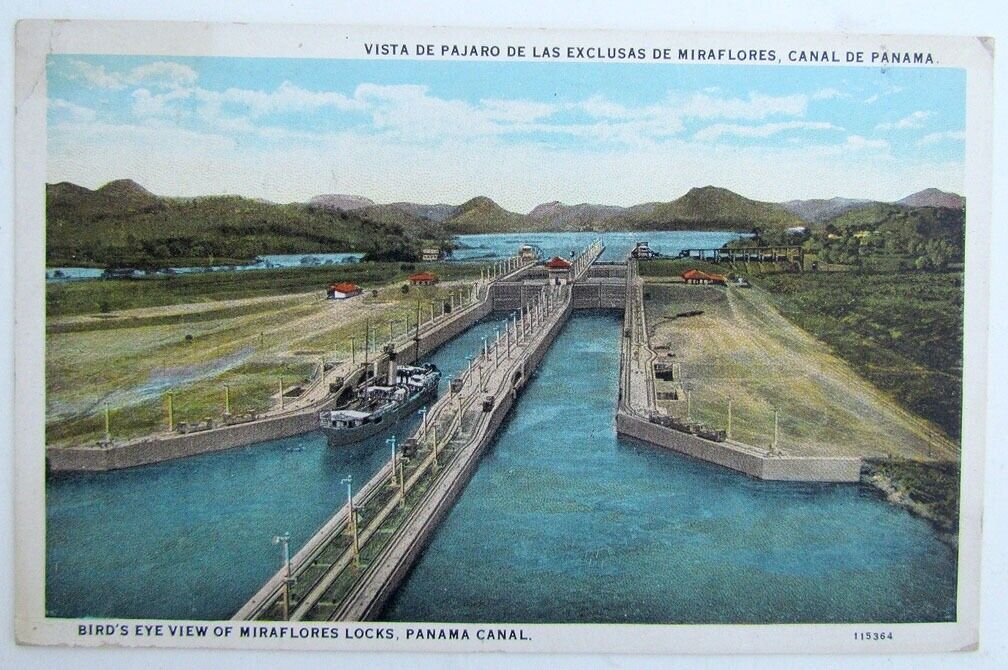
47;178;966;267
780;188;964;224
308;185;964;232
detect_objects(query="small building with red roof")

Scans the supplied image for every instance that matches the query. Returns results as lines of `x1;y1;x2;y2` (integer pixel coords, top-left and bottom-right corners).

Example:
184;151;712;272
409;271;439;286
328;282;363;299
544;256;573;285
681;269;727;285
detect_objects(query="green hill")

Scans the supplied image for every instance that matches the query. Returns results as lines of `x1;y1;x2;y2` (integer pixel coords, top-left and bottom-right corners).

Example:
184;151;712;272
441;196;527;233
437;187;804;234
609;186;804;231
46;180;436;268
826;203;964;239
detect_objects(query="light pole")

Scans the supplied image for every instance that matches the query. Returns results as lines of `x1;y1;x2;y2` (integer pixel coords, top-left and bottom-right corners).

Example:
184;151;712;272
272;533;293;620
419;406;428;436
165;392;174;432
103;402;111;442
342;475;359;568
387;435;398;488
431;425;439;468
773;408;780;453
727;399;733;440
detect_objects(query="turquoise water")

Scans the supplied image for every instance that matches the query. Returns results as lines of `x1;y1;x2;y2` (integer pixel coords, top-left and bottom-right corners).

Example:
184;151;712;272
451;231;747;262
45;314;512;619
46;310;957;623
382;313;958;624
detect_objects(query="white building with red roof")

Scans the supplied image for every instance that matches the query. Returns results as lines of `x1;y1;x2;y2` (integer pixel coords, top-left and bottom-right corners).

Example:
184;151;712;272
327;282;362;299
544;256;573;285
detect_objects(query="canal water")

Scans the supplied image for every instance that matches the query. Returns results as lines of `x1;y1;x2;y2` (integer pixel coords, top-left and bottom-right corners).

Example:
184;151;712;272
47;310;958;623
450;230;748;263
382;312;958;624
45;314;513;620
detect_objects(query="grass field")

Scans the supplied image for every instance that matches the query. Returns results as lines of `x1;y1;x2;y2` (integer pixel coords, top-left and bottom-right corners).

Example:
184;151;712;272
45;262;482;447
46;261;482;317
639;259;963;443
641;278;957;461
750;270;963;441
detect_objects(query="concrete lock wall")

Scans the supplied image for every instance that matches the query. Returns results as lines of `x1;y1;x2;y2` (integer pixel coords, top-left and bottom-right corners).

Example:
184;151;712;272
46;297;495;473
615;411;861;483
359;298;574;619
572;281;627;309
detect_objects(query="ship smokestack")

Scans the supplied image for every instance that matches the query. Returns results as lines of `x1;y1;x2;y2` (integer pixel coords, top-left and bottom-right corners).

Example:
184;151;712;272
387;350;398;386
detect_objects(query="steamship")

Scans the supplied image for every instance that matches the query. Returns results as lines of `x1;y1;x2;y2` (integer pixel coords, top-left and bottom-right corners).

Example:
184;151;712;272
318;355;441;446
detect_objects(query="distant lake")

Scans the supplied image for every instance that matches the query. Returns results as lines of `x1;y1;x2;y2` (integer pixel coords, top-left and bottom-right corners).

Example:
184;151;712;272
45;253;365;283
450;230;748;262
45;230;745;284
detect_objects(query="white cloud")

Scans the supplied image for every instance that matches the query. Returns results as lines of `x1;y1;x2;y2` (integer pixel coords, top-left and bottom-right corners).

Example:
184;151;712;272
678;92;807;120
48;98;97;122
693;121;842;142
63;59;124;89
864;94;879;104
127;62;198;89
63;59;198;91
47;118;960;209
875;110;931;130
812;88;844;100
131;87;192;118
843;135;890;152
917;130;966;146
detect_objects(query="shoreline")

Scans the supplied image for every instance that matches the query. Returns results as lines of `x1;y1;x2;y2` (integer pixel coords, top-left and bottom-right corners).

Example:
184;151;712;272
862;461;959;548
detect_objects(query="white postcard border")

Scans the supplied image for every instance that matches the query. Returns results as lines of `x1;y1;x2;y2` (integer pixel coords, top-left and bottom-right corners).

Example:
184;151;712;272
12;19;993;655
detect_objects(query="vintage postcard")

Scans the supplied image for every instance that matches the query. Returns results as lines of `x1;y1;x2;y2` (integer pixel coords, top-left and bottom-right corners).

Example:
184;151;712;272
13;20;992;655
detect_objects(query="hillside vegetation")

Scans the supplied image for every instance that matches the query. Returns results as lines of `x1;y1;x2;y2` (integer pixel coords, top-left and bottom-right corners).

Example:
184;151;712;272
756;270;963;442
46;180;440;268
609;186;803;231
440;196;527;233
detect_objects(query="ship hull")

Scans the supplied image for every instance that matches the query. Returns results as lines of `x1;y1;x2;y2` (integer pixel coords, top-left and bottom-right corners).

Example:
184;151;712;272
320;382;439;447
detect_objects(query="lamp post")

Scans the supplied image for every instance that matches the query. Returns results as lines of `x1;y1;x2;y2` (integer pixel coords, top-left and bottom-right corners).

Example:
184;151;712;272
431;425;439;468
727;399;733;440
103;402;110;442
350;336;356;365
165;392;174;432
272;533;293;620
224;384;231;416
341;475;359;568
773;408;780;453
387;435;398;488
364;318;370;368
419;406;428;436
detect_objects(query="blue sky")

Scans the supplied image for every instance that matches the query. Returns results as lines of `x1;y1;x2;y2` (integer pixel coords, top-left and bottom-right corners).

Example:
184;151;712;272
46;55;966;211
